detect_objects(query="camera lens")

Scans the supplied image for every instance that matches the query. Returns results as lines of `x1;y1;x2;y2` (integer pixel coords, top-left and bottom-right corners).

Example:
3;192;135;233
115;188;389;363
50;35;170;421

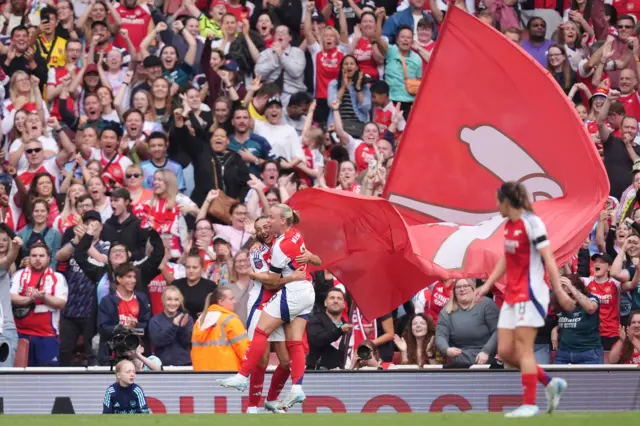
357;345;372;360
123;334;140;351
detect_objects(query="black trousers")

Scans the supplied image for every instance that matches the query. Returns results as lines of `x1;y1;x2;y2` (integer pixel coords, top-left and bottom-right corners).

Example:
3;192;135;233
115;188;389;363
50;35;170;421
59;316;95;366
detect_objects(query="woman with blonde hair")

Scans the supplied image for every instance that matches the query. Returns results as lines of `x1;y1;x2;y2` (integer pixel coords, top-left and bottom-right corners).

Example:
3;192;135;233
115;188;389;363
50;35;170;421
2;72;49;135
435;279;499;368
139;169;198;260
148;286;194;366
52;182;86;234
226;249;253;324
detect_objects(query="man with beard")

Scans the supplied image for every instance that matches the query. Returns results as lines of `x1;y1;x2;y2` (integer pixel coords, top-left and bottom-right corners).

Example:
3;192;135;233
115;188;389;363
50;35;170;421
519;18;553;67
253;97;304;165
10;242;68;366
47;39;82;121
228;106;272;175
0;25;48;91
284;92;313;136
597;90;640;198
255;25;306;107
306;288;352;370
115;0;153;50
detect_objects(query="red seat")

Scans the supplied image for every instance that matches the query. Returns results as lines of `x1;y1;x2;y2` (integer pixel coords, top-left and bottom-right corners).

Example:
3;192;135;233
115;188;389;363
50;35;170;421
14;339;29;367
392;351;402;365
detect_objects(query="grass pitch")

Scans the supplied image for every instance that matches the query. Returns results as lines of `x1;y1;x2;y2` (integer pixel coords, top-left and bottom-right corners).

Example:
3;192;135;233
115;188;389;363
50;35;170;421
0;413;637;426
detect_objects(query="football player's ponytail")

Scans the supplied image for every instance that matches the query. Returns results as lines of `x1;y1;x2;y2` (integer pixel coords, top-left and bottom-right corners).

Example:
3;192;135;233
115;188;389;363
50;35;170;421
277;204;301;226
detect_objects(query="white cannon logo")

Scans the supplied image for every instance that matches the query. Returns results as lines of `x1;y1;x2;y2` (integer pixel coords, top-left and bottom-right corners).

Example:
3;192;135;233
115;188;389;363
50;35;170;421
388;125;564;270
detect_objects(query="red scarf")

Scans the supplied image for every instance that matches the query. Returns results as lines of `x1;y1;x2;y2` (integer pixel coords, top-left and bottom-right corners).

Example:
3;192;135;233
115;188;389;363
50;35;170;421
345;306;377;368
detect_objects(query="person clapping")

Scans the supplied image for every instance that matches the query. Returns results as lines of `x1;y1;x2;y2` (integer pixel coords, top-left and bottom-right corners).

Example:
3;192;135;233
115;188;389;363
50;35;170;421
148;286;193;366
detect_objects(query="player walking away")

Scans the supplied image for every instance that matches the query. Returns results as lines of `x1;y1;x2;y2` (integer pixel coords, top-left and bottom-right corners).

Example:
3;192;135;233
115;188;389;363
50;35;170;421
245;216;292;414
217;204;321;409
475;182;572;418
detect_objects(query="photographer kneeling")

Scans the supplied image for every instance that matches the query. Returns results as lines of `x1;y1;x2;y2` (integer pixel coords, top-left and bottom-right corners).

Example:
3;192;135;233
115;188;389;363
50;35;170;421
103;359;150;414
98;263;152;366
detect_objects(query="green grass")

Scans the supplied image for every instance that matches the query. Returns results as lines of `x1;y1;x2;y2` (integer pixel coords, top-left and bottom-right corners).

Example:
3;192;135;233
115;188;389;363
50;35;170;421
0;413;638;426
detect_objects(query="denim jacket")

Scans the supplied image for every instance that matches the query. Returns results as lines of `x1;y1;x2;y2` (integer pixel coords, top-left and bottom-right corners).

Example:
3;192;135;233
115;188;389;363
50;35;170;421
327;80;372;126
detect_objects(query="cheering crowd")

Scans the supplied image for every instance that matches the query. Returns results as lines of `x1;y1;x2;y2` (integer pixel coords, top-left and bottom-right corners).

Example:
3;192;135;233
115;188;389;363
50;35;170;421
0;0;639;395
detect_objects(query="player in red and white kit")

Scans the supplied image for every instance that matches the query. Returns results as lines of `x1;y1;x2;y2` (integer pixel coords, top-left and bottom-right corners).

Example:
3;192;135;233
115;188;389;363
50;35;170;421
217;205;320;410
476;181;571;418
244;216;291;414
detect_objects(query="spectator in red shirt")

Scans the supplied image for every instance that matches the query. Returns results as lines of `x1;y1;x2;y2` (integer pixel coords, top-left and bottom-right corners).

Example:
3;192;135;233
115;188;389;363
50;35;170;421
114;0;153;50
97;262;151;365
348;12;385;80
304;1;349;125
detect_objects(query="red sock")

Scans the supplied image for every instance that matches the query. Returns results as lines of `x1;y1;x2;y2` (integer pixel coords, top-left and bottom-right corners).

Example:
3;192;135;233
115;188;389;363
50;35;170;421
239;328;269;377
267;364;290;401
536;365;551;386
248;364;266;407
286;341;305;385
522;373;537;405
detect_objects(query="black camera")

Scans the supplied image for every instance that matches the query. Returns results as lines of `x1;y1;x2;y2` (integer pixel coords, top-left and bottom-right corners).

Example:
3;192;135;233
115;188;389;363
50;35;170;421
356;342;374;361
106;324;143;361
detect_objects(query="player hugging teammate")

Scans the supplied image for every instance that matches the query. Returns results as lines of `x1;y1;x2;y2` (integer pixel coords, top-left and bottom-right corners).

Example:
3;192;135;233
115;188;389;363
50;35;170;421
217;204;321;411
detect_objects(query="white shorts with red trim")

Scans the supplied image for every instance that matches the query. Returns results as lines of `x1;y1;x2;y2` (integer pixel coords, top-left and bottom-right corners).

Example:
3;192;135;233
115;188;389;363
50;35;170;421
262;282;315;323
497;300;549;329
247;309;285;342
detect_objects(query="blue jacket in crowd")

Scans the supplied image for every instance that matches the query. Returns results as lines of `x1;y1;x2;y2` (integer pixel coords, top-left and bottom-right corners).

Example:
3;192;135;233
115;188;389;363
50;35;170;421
148;312;194;366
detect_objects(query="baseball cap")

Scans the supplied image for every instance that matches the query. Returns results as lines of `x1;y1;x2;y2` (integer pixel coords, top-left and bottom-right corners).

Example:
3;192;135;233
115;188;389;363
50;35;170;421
83;210;102;223
220;58;239;72
110;187;132;201
213;235;231;245
85;64;99;74
143;55;162;68
591;253;613;264
589;87;608;104
91;20;108;31
266;96;283;108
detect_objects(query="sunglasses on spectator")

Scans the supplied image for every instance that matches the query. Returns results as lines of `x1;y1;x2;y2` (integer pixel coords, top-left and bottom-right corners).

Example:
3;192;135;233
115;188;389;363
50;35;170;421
618;24;634;29
25;148;42;154
126;173;141;178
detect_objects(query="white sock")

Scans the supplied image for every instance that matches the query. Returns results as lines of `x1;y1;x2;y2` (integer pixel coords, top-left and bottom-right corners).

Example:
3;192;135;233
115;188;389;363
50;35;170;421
291;384;302;393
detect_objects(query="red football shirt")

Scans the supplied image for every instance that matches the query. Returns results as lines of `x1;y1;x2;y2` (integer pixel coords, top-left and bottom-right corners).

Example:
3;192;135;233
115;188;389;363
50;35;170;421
585;277;620;338
312;45;344;99
113;5;152;49
503;213;550;305
352;37;379;79
428;280;452;325
117;292;140;324
619;91;640;121
354;142;375;174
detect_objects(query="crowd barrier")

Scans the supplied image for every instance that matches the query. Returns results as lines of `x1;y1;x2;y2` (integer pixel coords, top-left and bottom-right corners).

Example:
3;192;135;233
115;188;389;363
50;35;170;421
1;366;639;414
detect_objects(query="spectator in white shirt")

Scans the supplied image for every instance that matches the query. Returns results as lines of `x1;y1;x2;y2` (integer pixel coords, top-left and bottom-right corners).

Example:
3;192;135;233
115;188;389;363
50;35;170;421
252;96;304;163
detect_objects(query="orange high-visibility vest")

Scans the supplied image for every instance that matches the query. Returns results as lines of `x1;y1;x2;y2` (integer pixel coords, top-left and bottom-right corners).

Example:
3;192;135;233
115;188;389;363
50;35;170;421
191;304;250;371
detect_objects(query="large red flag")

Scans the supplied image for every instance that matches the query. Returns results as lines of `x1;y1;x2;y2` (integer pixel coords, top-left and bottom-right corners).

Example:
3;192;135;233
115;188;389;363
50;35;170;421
288;7;609;319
